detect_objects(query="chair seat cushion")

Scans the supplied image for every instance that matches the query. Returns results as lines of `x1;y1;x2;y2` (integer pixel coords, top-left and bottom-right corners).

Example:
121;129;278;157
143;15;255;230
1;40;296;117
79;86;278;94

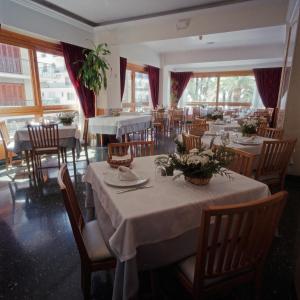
6;141;15;151
82;220;113;262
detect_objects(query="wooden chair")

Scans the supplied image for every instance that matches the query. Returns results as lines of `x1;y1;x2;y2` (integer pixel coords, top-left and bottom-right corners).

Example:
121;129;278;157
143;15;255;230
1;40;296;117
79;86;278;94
27;124;61;181
227;148;255;177
0;121;15;171
257;127;283;139
182;133;202;153
176;191;288;300
255;139;297;192
152;111;166;138
192;107;201;120
193;118;207;126
58;164;115;300
82;118;89;164
170;109;184;132
108;140;154;159
185;124;207;137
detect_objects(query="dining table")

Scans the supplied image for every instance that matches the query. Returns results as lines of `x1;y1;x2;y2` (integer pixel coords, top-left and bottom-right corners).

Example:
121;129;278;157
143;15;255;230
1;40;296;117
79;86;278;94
13;124;81;173
88;113;152;141
84;155;270;300
207;120;240;133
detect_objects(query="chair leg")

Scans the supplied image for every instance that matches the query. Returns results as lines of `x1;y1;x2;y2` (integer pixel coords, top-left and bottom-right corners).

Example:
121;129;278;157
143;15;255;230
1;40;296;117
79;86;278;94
84;144;89;165
81;263;91;300
72;148;76;175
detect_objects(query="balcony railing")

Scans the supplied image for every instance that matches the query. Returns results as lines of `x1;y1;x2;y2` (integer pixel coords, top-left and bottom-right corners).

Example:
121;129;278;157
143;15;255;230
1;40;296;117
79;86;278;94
0;57;30;75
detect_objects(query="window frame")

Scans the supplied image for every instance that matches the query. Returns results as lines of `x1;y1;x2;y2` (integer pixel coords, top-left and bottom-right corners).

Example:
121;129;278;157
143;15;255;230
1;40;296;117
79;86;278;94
0;28;78;118
187;70;255;108
123;63;152;110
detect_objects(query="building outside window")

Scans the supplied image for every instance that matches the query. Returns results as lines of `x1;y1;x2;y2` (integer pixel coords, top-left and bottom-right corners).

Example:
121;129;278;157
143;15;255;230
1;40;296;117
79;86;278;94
37;51;78;106
0;43;34;107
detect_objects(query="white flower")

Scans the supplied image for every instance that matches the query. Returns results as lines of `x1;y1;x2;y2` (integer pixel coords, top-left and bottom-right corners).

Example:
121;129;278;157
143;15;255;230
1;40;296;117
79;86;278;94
189;148;199;155
201;149;214;157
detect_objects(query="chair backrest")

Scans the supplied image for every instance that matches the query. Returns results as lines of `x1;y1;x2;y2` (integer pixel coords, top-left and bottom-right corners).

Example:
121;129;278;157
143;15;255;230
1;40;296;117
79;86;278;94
255;139;297;183
27;124;59;149
193;118;207;126
227;148;255;177
257;127;283;139
83;118;89;145
152;111;165;123
192;107;201;119
0;121;10;150
193;191;287;298
186;124;206;137
182;133;202;153
108;141;154;158
57;164;89;262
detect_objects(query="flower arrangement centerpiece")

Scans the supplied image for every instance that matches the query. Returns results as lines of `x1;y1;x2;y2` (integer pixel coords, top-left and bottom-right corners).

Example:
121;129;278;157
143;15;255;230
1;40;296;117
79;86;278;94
58;112;76;126
207;110;223;121
241;119;258;136
156;138;233;185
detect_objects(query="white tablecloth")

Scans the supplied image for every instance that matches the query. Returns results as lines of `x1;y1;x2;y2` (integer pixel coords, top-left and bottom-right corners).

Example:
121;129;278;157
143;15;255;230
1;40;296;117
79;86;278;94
208;120;240;133
88;114;152;139
85;156;269;299
201;133;275;156
14;124;80;153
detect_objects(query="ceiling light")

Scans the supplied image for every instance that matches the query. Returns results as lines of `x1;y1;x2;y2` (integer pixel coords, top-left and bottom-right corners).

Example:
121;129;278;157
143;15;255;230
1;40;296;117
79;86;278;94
176;18;191;30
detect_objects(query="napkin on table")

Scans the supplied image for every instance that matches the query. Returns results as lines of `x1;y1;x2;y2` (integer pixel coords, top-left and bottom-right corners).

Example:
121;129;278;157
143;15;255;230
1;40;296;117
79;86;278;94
118;166;140;181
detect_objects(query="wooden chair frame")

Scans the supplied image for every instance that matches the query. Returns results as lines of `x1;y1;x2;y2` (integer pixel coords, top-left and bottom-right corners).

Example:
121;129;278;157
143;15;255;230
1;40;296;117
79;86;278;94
177;191;288;300
27;124;61;181
0;120;14;170
108;140;155;159
257;127;283;139
255;139;297;191
182;133;202;153
58;164;115;299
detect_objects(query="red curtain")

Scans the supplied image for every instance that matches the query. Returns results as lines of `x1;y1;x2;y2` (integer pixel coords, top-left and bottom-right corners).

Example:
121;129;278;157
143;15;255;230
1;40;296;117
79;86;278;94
61;42;95;118
170;72;192;107
120;57;127;101
146;65;160;108
253;67;282;127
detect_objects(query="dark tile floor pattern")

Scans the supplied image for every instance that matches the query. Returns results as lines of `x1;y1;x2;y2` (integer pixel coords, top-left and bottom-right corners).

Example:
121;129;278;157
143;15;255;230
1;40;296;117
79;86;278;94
0;135;299;300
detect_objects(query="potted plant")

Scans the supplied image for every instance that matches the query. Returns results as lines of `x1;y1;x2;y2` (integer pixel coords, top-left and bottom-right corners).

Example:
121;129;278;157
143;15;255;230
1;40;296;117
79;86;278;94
58;112;76;126
165;145;233;185
241;119;258;136
78;43;111;95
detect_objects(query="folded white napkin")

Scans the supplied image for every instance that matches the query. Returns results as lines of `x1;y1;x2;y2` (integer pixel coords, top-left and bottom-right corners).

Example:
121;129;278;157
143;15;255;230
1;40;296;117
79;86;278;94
118;166;140;181
111;154;131;161
242;136;257;143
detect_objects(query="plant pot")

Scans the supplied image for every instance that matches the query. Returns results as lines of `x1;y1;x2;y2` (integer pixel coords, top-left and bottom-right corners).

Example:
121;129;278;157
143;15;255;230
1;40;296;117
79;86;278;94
242;133;257;137
185;176;212;185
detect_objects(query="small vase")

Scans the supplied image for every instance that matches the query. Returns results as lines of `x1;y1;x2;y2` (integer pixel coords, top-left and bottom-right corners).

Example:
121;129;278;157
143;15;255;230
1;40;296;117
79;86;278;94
242;132;257;137
185;176;211;185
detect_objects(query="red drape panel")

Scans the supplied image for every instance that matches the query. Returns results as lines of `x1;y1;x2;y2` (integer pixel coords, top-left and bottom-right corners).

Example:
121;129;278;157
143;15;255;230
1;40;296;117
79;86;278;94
253;67;282;127
61;42;95;118
170;71;192;107
120;57;127;101
146;65;160;108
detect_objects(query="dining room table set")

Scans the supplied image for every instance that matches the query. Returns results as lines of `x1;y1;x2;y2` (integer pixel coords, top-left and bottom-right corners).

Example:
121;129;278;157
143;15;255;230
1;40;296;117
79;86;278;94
84;146;270;300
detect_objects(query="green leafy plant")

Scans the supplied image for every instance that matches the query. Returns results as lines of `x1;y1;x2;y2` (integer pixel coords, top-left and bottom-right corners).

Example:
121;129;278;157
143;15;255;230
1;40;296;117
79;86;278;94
58;112;76;125
78;43;111;94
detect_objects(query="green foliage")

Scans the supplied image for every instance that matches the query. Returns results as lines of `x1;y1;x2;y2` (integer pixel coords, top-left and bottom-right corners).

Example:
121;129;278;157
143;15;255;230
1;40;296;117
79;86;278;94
78;43;111;94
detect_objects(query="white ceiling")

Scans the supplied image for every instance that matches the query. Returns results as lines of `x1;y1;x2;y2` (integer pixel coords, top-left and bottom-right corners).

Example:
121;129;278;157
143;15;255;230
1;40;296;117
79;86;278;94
142;25;286;54
33;0;244;25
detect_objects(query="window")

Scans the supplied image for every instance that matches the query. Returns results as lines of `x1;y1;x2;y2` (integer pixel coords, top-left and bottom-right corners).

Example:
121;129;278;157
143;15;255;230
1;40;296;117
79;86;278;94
122;63;152;112
36;51;78;106
181;72;263;109
0;43;34;107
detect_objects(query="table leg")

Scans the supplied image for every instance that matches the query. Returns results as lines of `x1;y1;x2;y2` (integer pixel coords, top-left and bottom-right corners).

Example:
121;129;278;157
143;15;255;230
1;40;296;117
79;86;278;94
72;148;76;176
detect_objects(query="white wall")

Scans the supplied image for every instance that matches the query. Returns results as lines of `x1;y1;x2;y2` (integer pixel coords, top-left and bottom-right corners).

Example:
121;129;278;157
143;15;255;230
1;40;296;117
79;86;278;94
119;44;160;67
1;0;93;48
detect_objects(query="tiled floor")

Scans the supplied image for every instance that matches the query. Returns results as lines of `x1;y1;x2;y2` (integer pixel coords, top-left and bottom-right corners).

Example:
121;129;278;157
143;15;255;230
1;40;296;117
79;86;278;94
0;136;299;300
